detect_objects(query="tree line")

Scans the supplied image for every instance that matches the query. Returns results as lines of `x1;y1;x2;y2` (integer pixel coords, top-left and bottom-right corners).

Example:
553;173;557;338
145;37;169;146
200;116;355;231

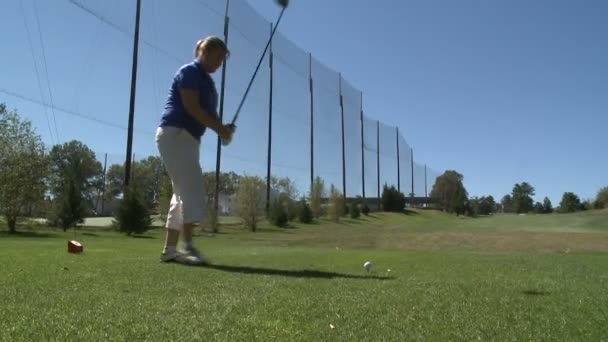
2;104;607;233
1;104;364;234
430;171;607;216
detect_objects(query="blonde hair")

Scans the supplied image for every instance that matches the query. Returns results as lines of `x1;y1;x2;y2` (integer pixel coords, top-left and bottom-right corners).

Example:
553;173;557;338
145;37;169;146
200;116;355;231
194;36;229;58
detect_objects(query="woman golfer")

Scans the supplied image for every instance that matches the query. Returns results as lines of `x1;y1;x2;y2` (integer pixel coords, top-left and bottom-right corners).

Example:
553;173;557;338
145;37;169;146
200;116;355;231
156;36;233;264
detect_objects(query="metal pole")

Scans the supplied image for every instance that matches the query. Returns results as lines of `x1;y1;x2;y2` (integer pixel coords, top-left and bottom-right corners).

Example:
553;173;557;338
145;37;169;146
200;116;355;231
396;127;400;193
309;53;314;190
214;0;230;228
100;153;107;215
411;148;414;203
425;164;428;207
360;93;365;200
131;153;135;180
265;22;274;214
377;120;380;210
339;74;346;197
124;0;141;187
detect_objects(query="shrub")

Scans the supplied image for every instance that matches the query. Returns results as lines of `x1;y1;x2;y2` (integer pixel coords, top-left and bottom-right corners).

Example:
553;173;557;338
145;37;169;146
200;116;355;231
342;201;350;217
349;203;361;219
360;202;370;216
113;185;152;235
49;179;87;231
157;173;172;223
235;176;264;231
595;187;608;209
270;198;288;228
298;199;313;224
278;193;298;222
309;177;325;218
558;192;581;213
328;185;345;222
381;185;406;212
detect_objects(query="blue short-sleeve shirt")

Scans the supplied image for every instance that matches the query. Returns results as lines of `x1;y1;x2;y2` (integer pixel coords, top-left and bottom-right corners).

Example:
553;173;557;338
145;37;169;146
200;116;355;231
160;60;218;140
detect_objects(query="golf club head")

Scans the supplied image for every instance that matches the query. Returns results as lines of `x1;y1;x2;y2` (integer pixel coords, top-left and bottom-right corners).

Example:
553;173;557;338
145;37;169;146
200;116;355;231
275;0;289;9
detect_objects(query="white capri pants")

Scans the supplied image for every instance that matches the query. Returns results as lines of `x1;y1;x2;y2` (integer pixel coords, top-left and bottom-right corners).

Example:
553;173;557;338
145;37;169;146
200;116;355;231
155;126;205;230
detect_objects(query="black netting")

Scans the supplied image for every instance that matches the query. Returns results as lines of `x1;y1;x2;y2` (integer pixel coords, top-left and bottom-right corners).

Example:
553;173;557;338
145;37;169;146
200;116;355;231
398;134;413;195
1;0;137;153
140;0;226;164
340;76;363;198
271;31;310;197
0;0;442;213
216;0;270;179
378;121;398;192
362;116;378;200
311;56;342;193
426;167;440;197
413;162;427;197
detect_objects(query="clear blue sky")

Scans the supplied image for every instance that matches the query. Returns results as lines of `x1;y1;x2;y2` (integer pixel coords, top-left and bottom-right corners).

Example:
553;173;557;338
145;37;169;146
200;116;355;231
1;0;606;204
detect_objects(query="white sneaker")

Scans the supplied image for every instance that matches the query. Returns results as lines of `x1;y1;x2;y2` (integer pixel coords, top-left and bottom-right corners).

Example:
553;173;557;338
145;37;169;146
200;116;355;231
179;245;209;265
160;249;178;262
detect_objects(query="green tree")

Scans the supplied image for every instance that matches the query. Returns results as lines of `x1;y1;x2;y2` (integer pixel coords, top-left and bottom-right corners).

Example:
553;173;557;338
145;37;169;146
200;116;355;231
113;184;152;235
558;192;581;213
468;196;495;216
202;171;241;201
469;197;480;216
270;176;298;202
269;198;288;228
542;197;553;213
478;196;496;215
358;196;371;216
594;187;608;209
464;200;475;217
349;203;361;219
276;192;298;222
429;170;468;215
104;156;167;211
201;171;241;232
138;156;166;210
298;199;313;224
327;185;345;222
533;202;544;214
501;194;513;213
580;199;593;211
235;176;264;232
104;164;124;200
48;140;103;229
0;105;48;233
157;172;172;221
309;177;325;219
511;182;535;214
381;184;406;212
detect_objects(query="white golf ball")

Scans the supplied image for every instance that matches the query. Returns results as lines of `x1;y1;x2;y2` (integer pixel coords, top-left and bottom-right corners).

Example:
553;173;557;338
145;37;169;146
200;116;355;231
363;261;372;270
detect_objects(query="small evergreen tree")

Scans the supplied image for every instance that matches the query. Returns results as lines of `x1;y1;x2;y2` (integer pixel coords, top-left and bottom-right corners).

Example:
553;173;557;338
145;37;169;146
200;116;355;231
113;185;152;235
298;199;313;224
270;198;288;228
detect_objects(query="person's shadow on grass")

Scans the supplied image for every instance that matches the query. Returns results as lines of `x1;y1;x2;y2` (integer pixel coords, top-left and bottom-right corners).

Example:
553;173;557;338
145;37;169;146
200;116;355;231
172;262;393;280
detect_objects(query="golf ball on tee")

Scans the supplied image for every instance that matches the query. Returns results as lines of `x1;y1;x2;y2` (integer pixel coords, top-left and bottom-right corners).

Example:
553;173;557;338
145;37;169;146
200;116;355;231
363;261;372;271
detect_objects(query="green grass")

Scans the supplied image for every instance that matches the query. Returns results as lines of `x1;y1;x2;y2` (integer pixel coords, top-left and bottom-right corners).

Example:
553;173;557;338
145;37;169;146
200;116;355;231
1;210;608;341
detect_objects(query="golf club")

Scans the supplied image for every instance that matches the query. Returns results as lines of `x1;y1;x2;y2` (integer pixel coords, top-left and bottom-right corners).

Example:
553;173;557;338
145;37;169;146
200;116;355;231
222;0;289;145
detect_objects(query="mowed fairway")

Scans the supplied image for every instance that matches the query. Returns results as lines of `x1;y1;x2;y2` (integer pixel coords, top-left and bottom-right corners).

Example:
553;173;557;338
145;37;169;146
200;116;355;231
1;210;608;341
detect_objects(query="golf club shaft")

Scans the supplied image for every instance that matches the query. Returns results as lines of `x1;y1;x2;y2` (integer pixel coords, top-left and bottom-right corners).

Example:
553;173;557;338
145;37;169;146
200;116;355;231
231;7;286;125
